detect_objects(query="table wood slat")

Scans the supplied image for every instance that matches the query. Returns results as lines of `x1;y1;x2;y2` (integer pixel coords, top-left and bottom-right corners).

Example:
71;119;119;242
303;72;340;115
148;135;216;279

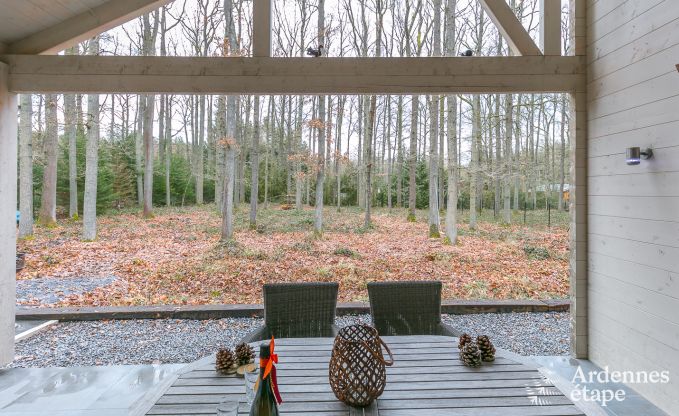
145;336;584;416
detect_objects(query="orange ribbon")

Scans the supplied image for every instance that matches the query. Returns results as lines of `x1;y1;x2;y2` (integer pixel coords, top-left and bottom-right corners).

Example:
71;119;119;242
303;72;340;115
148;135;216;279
259;336;282;404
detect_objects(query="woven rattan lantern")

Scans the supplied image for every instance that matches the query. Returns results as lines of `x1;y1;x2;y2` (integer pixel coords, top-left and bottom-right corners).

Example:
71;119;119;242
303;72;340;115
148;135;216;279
328;324;394;407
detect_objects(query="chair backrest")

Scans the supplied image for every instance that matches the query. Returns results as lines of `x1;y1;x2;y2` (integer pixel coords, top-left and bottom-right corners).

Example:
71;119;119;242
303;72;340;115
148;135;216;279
263;282;339;338
367;281;444;336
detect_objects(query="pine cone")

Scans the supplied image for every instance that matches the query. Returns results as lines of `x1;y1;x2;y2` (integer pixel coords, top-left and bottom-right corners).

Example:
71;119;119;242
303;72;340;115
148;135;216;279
458;333;473;358
235;342;255;365
216;348;236;374
476;335;496;362
461;342;482;368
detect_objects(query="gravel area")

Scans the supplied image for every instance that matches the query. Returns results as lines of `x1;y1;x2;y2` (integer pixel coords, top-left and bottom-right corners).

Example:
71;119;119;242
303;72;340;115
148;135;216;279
11;313;569;368
443;312;570;356
16;276;118;306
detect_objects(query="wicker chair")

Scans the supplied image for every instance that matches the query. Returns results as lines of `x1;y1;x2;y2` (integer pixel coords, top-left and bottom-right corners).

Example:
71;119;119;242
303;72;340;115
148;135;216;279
367;281;458;337
241;282;340;343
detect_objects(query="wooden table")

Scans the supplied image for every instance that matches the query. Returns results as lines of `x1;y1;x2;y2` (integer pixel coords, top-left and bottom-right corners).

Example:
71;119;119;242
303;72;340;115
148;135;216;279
144;335;584;415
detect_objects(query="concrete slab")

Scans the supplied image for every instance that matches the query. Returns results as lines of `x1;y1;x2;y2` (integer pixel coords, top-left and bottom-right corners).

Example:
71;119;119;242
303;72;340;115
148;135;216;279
0;364;183;415
14;321;46;336
14;320;57;342
532;356;670;416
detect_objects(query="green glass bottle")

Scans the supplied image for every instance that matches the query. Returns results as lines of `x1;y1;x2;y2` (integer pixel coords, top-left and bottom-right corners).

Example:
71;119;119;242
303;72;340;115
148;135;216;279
249;342;280;416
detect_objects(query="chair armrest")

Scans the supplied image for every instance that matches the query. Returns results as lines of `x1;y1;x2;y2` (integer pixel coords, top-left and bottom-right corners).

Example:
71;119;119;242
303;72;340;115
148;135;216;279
240;325;270;344
438;322;461;337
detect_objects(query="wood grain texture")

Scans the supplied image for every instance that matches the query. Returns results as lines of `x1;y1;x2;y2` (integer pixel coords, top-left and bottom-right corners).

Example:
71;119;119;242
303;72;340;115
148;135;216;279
144;336;583;416
587;0;679;413
0;55;586;94
5;0;173;54
0;62;17;366
478;0;543;56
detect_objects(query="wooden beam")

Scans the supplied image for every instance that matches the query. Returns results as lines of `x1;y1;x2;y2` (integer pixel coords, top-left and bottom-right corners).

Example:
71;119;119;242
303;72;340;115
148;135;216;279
2;55;585;94
0;61;17;365
6;0;174;55
252;0;272;57
540;0;561;55
479;0;542;56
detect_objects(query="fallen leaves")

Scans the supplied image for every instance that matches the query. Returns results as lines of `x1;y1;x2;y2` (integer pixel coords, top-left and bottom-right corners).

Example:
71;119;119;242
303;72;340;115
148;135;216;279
16;205;570;307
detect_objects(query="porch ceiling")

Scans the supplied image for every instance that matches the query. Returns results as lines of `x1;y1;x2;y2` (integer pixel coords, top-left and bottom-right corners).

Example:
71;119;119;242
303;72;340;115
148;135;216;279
0;0;173;55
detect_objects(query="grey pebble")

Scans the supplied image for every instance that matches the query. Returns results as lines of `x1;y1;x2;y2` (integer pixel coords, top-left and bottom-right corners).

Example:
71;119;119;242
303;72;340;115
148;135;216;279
11;312;568;368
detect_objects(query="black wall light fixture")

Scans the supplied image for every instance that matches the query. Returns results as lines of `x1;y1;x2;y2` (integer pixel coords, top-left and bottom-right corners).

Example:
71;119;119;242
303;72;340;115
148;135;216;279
626;147;653;166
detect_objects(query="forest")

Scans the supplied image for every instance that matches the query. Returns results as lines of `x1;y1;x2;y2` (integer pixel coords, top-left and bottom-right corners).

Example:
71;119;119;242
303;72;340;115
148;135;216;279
15;0;573;306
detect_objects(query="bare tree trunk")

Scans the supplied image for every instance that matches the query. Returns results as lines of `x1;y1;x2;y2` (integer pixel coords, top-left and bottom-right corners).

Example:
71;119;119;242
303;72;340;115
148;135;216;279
39;94;58;226
558;94;567;211
221;0;237;239
438;97;445;211
134;95;145;206
142;12;158;217
216;96;226;211
295;96;303;210
83;37;100;240
469;94;480;229
444;0;458;243
135;95;144;205
396;96;403;208
196;95;205;204
494;94;501;216
503;93;513;223
165;96;172;207
221;98;237;240
143;93;155;218
335;97;345;211
314;0;326;235
386;96;393;209
365;95;376;227
65;47;78;219
239;98;249;204
249;95;260;228
514;94;521;211
428;0;442;237
408;95;418;221
18;94;34;237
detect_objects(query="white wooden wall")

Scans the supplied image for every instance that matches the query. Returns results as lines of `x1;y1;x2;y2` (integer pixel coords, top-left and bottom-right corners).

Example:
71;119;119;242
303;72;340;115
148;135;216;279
587;1;679;413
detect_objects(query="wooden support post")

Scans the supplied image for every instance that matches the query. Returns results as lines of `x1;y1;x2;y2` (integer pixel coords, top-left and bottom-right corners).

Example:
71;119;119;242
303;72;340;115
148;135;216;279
252;0;272;57
478;0;542;56
541;0;561;55
0;62;17;365
568;0;587;360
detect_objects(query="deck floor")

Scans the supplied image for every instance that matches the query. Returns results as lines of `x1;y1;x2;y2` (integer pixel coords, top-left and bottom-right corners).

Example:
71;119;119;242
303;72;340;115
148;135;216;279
145;335;585;415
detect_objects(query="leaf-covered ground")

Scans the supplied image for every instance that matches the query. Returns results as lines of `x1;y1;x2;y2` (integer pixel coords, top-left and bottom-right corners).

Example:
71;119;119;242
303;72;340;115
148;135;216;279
16;205;570;307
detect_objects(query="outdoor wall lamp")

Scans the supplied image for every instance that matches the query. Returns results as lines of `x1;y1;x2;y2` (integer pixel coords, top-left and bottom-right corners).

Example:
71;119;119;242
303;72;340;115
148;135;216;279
625;147;653;166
